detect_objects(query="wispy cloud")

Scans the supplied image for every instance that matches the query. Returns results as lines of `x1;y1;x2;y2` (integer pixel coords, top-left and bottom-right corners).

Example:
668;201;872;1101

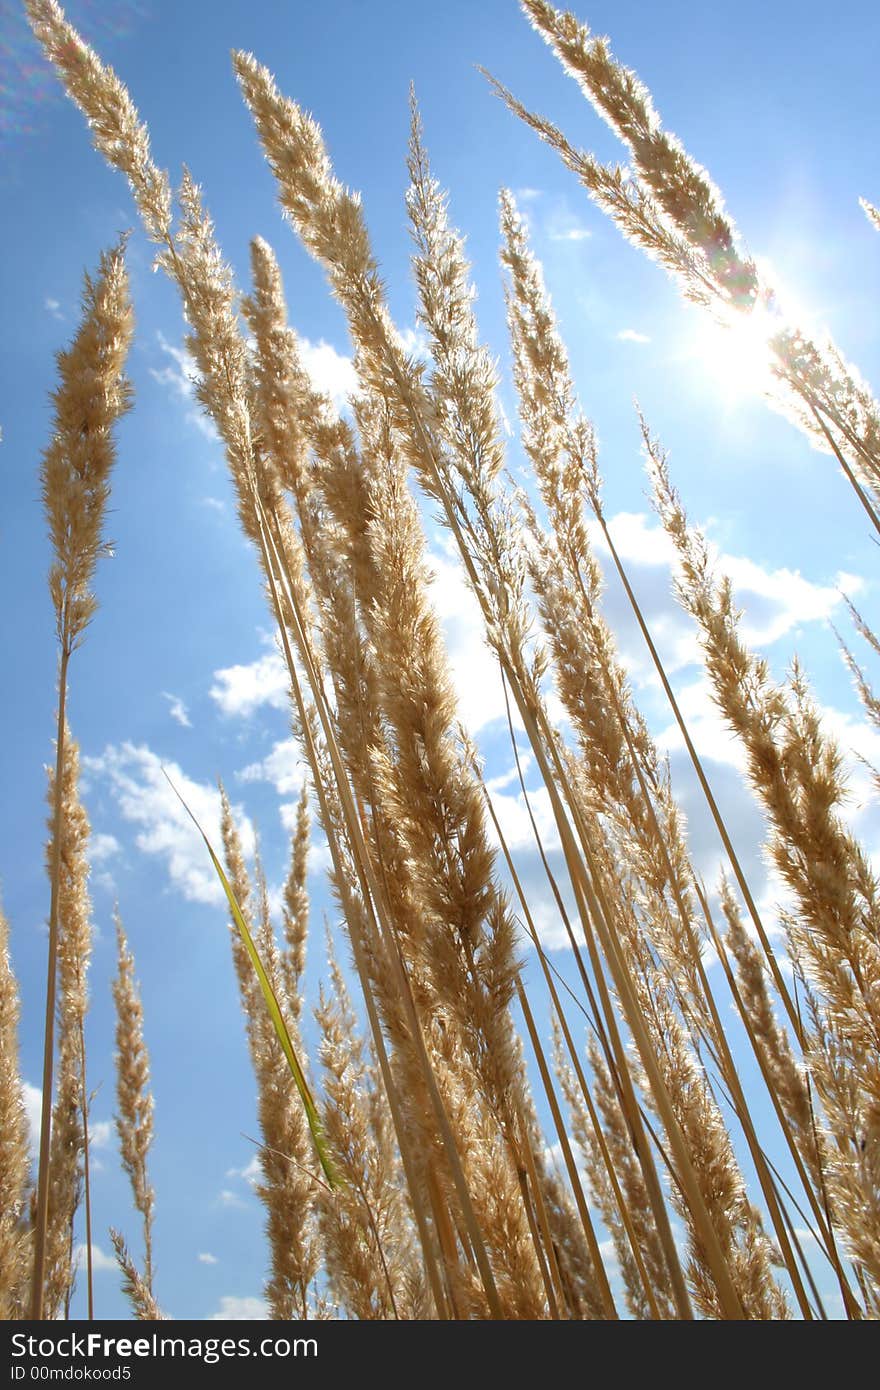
426;541;520;735
90;832;120;865
298;336;357;411
218;1189;249;1210
148;332;219;441
398;325;430;361
586;510;863;687
162;691;192;729
23;1082;42;1158
74;1244;117;1274
209;1295;268;1320
198;1252;219;1266
239;738;304;797
83;743;255;905
226;1155;261;1187
210;648;289;718
548;225;591;242
91;1120;113;1150
616;328;651;344
44;296;63;321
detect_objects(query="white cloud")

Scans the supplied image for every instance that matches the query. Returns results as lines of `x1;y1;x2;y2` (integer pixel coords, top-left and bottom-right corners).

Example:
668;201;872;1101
218;1189;248;1209
722;556;861;647
90;832;120;865
544;1138;591;1188
656;675;747;772
813;698;880;823
486;784;561;856
23;1081;42;1158
398;325;430;361
616;328;651;344
517;880;577;952
225;1155;262;1187
548;225;591;242
198;1252;219;1265
210;650;288;718
149;332;219;441
514;187;542;202
588;512;677;569
201;496;226;513
427;546;510;734
83;743;255;905
241;1155;261;1186
590;510;861;662
74;1243;117;1273
240;738;304;797
298;336;357;411
44;296;63;320
90;1120;113;1150
598;1238;621;1273
210;1295;268;1320
162;691;192;729
486;756;534;794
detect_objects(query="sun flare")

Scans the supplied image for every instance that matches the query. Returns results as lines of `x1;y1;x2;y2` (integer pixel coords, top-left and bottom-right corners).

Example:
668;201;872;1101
692;300;779;402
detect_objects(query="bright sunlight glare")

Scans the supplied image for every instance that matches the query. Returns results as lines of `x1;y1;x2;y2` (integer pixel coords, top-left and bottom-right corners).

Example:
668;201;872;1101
691;300;778;403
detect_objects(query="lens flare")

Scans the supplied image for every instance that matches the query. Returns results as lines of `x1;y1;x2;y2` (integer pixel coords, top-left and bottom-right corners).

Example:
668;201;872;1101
1;2;150;168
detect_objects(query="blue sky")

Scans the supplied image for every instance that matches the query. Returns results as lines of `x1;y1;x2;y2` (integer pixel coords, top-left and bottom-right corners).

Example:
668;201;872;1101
2;0;880;1319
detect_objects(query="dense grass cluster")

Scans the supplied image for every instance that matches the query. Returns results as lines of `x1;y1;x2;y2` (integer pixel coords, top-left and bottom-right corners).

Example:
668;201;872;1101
4;0;880;1320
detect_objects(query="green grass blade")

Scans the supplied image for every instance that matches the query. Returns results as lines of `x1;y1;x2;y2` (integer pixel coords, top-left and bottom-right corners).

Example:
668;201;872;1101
163;770;336;1188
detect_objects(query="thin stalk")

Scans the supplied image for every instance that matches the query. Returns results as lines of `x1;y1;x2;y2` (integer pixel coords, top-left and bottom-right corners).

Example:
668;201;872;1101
803;397;880;538
476;749;664;1318
597;508;803;1045
79;1021;93;1320
513;1156;560;1318
257;491;498;1315
603;684;811;1314
31;642;70;1320
519;688;743;1316
516;981;617;1317
696;880;862;1318
252;490;450;1316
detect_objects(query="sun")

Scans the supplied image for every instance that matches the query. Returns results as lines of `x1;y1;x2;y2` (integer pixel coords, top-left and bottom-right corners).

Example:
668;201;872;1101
690;299;779;404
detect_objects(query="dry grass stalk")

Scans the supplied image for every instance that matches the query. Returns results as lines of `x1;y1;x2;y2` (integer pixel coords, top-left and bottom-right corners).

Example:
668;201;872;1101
519;0;756;306
501;187;710;1028
109;1229;166;1320
241;236;504;1317
403;104;771;1319
112;910;155;1294
40;238;134;658
41;733;93;1320
220;804;319;1318
240;181;553;1316
315;943;414;1319
281;787;311;1021
650;430;880;1299
554;1026;670;1319
861;199;880;233
478;749;660;1316
575;789;789;1317
229;221;474;1317
226;70;603;1301
719;881;825;1199
0;902;30;1319
30;234;132;1318
836;600;880;772
498;180;795;1049
499;0;880;520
